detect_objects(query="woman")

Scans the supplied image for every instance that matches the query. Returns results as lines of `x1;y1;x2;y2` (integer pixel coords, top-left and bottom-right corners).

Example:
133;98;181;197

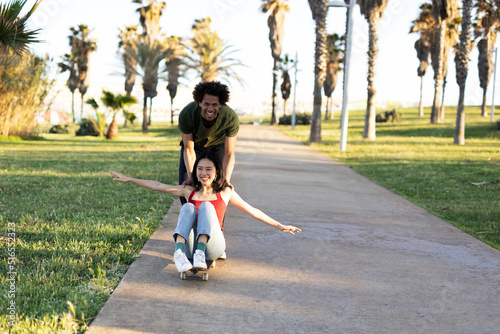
109;151;301;273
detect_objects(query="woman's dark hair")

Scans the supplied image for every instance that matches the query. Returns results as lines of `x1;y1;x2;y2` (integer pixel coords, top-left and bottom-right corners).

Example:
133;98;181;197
192;150;226;192
192;81;230;105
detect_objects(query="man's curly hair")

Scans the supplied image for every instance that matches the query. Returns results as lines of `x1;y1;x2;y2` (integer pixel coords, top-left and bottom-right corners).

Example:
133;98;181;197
192;81;230;105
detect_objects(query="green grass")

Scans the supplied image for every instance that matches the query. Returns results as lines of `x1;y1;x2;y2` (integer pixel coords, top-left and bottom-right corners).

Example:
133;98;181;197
0;123;181;333
279;105;500;250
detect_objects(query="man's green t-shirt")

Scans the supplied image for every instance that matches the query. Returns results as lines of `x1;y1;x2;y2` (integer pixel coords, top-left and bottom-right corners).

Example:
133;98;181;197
178;101;239;148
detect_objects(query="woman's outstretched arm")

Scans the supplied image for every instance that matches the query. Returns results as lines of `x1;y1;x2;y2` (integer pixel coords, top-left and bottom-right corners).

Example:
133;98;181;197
109;171;192;198
228;190;302;235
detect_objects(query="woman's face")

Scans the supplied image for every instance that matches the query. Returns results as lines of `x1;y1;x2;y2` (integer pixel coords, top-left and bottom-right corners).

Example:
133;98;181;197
196;158;217;187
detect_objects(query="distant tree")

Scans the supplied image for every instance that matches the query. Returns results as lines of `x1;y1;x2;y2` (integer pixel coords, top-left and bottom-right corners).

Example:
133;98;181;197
185;18;245;84
58;52;79;122
261;0;290;126
430;0;459;124
118;26;139;95
358;0;389;140
323;33;344;121
474;0;500;117
0;0;41;56
454;0;474;145
100;90;138;139
125;38;170;134
70;25;97;119
134;0;166;42
308;0;329;143
411;3;435;117
129;0;168;133
165;36;186;124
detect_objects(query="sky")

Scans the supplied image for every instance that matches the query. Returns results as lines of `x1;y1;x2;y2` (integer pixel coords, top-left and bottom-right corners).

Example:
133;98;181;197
21;0;500;117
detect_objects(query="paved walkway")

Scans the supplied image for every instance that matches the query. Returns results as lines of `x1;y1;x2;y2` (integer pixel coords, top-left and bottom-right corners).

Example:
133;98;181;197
87;125;500;334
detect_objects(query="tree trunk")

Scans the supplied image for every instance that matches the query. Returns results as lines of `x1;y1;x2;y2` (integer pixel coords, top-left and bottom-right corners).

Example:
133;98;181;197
71;91;75;123
431;21;446;124
330;97;334;120
142;95;148;134
80;93;85;121
271;58;278;125
363;13;378;140
440;77;447;120
170;98;174;125
419;75;424;117
454;86;466;145
454;0;473;145
309;6;328;144
148;97;152;126
106;114;118;139
481;88;488;117
324;97;330;121
123;112;128;128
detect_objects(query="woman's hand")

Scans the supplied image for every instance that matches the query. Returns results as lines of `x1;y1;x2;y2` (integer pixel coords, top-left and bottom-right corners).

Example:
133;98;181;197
279;225;302;235
109;170;129;182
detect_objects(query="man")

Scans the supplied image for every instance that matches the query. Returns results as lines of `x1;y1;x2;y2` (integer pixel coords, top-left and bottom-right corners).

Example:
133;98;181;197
178;81;239;204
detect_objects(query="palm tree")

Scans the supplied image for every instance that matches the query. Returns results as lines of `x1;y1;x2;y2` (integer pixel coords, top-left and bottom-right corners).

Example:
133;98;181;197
261;0;290;126
430;0;458;124
323;33;344;121
185;18;245;85
474;0;500;117
134;0;166;127
165;36;185;124
124;37;170;134
100;90;138;139
358;0;389;140
0;0;41;56
69;25;97;119
135;0;166;42
58;52;79;122
454;0;474;145
308;0;329;144
411;3;435;117
118;26;139;95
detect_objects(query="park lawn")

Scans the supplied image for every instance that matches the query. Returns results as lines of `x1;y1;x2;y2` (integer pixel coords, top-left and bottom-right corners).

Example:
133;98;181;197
0;124;180;333
279;105;500;251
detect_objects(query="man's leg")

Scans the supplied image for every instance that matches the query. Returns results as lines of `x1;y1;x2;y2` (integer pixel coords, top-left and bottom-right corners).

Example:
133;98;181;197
178;142;188;205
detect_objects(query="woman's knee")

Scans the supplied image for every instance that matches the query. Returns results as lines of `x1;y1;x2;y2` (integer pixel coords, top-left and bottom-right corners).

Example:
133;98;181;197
199;201;216;213
180;202;196;214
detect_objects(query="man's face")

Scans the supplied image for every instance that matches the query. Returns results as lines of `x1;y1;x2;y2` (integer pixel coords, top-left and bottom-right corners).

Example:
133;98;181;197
199;94;221;122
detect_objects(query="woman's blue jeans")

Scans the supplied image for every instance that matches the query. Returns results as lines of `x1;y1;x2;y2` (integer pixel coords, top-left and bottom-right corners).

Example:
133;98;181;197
173;202;226;261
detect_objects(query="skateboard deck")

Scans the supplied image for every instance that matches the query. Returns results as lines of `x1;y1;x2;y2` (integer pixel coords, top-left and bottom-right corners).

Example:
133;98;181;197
180;260;215;281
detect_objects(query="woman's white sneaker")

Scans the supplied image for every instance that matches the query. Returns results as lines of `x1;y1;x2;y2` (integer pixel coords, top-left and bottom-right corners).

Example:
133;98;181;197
193;250;207;269
174;249;193;272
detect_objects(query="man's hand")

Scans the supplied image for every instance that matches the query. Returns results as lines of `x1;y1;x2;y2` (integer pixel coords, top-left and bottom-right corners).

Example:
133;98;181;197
182;178;194;188
225;179;234;190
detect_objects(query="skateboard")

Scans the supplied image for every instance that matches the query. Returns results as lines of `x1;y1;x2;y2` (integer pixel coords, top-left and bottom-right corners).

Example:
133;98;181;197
180;260;216;281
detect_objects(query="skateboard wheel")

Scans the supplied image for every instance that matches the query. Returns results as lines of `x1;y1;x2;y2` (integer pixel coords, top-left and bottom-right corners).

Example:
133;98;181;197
180;272;187;280
211;261;216;268
202;273;209;281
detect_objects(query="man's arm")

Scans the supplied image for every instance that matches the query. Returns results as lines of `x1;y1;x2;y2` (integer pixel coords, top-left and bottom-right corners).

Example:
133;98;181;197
181;132;196;185
223;135;237;188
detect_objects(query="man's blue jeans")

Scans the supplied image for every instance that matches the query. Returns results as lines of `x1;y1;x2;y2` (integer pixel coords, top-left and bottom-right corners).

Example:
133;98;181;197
173;202;226;261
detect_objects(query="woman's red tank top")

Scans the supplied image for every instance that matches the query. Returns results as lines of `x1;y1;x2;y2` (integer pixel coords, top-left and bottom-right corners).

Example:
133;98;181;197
188;190;227;231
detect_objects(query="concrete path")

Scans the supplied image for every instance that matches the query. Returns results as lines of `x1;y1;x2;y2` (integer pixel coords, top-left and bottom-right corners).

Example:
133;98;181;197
87;125;500;334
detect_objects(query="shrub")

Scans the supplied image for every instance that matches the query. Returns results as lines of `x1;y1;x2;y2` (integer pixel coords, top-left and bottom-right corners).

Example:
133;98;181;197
376;109;402;123
279;112;311;125
0;51;53;136
76;120;100;136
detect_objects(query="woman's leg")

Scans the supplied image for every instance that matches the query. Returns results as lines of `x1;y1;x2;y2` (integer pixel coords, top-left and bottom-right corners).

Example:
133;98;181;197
172;203;196;272
195;202;226;262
